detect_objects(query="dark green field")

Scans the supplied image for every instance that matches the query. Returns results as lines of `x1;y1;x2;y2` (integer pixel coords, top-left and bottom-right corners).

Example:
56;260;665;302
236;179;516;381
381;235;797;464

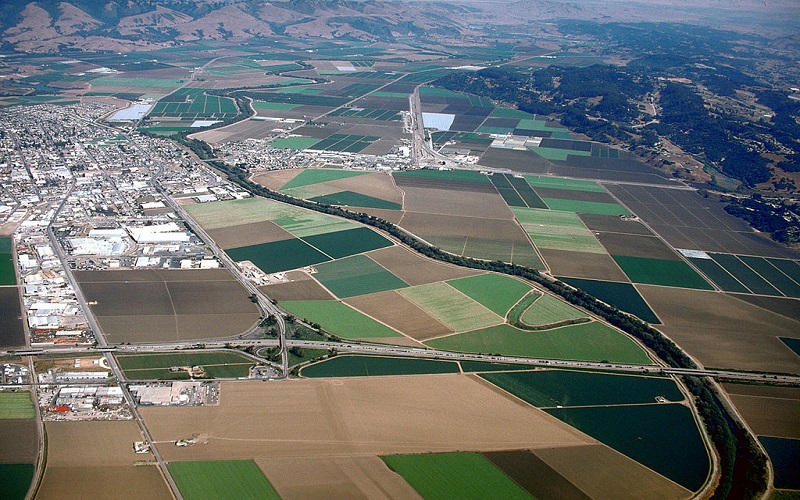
394;169;489;183
227;238;331;274
612;256;713;290
0;236;15;285
557;277;660;323
168;460;280;500
0;287;25;347
481;370;684;408
688;257;750;293
302;227;392;259
710;254;781;296
0;464;34;500
280;169;368;190
739;256;800;297
301;355;460;377
312;254;408;298
309;191;402;210
759;437;800;490
459;361;535;373
780;337;800;356
547;404;709;492
446;274;532;317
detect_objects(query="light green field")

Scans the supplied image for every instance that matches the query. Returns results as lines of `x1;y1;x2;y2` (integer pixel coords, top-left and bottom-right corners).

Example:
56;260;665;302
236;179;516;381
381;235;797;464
281;300;401;339
520;294;588;327
513;208;606;254
274;86;324;94
280;184;341;200
168;460;280;500
529;147;592;161
491;107;535;119
281;169;370;190
0;392;35;419
253;101;300;110
399;282;503;333
542;198;632;216
419;86;465;98
91;77;185;88
269;137;320;150
446;274;532;316
272;208;360;238
427;322;651;364
525;176;606;192
371;91;410;98
382;452;530;500
313;254;408;298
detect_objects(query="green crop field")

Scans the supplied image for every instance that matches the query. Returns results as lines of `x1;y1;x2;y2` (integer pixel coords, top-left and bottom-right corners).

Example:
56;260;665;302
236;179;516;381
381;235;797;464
0;252;14;285
117;352;254;379
490;107;535;119
269;137;321;150
426;322;651;364
0;392;34;419
382;452;531;500
253;101;300;110
482;370;684;408
303;227;393;259
525;176;606;193
0;464;34;500
227;239;331;274
394;169;489;183
399;282;503;333
281;300;401;339
519;294;588;327
168;460;280;500
458;361;534;373
557;277;660;324
542;199;632;216
280;169;369;190
370;91;410;98
709;254;782;296
513;208;607;254
529;146;592;161
687;257;749;293
739;255;800;297
313;254;408;298
90;77;185;88
183;198;297;230
419;86;466;98
612;256;713;290
546;405;709;492
309;191;402;210
446;274;532;316
272;212;359;238
301;355;460;377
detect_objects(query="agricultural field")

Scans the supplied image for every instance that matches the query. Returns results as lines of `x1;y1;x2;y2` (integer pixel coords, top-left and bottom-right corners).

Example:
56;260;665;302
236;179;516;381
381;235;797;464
0;389;37;499
0;392;35;419
280;300;402;340
398;282;504;333
73;269;261;343
147;88;238;121
688;253;800;297
757;437;800;490
301;355;460;378
0;237;14;285
724;384;800;439
514;293;589;328
168;460;280;500
513;207;607;254
558;277;660;324
0;287;25;348
312;254;408;298
611;255;713;290
37;421;171;500
116;352;256;380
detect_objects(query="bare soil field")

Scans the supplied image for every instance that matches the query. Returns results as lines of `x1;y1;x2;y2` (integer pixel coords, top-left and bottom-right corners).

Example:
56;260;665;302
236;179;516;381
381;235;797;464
0;420;37;463
534;187;616;204
579;213;654;235
252;169;302;190
400;186;513;219
366;246;480;286
724;383;800;439
595;233;680;260
484;450;590;500
345;290;453;341
75;270;260;343
37;421;171;500
479;147;554;174
534;444;691;500
734;295;800;322
399;212;527;241
260;272;335;302
207;220;294;249
255;455;422;499
541;248;629;281
359;208;405;224
327;173;403;205
192;119;278;143
638;285;800;374
141;376;594;463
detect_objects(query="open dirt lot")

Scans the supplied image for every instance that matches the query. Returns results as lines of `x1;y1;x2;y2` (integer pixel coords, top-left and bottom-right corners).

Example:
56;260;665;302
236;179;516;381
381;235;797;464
346;290;453;341
207;220;294;249
595;233;680;260
542;248;629;281
366;246;480;286
724;383;800;439
260;271;335;302
252;169;302;191
37;421;171;500
0;420;37;463
400;186;513;219
638;286;800;374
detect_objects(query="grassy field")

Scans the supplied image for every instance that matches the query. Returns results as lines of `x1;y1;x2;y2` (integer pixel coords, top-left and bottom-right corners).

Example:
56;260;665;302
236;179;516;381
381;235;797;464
394;169;489;183
313;254;408;298
612;256;713;290
399;282;503;333
481;370;684;408
557;277;660;324
281;300;401;339
227;239;331;274
269;137;321;150
280;169;369;190
0;463;34;500
525;176;605;192
382;452;531;500
302;227;393;259
116;352;254;379
446;274;532;316
252;101;300;110
0;242;14;285
0;393;34;420
168;460;280;500
529;147;592;161
513;208;607;254
301;355;460;377
309;191;402;210
519;294;588;327
426;322;651;364
542;199;632;216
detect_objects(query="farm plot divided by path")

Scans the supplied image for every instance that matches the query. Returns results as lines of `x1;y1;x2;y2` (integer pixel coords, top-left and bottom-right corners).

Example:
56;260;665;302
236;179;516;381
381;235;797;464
0;392;37;500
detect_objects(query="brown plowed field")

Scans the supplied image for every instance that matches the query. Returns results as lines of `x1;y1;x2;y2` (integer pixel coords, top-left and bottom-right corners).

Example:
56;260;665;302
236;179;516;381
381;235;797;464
400;212;527;240
400;186;513;219
366;246;480;286
255;455;422;499
359;208;405;224
639;285;800;374
535;187;616;203
540;248;629;281
733;295;800;322
207;220;294;249
75;270;260;343
724;383;800;439
579;214;653;235
37;421;171;500
193;119;278;143
0;420;37;462
595;233;680;260
252;169;302;191
141;376;593;462
345;290;453;341
393;176;496;193
327;173;403;205
535;444;691;500
260;274;335;302
484;450;590;500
